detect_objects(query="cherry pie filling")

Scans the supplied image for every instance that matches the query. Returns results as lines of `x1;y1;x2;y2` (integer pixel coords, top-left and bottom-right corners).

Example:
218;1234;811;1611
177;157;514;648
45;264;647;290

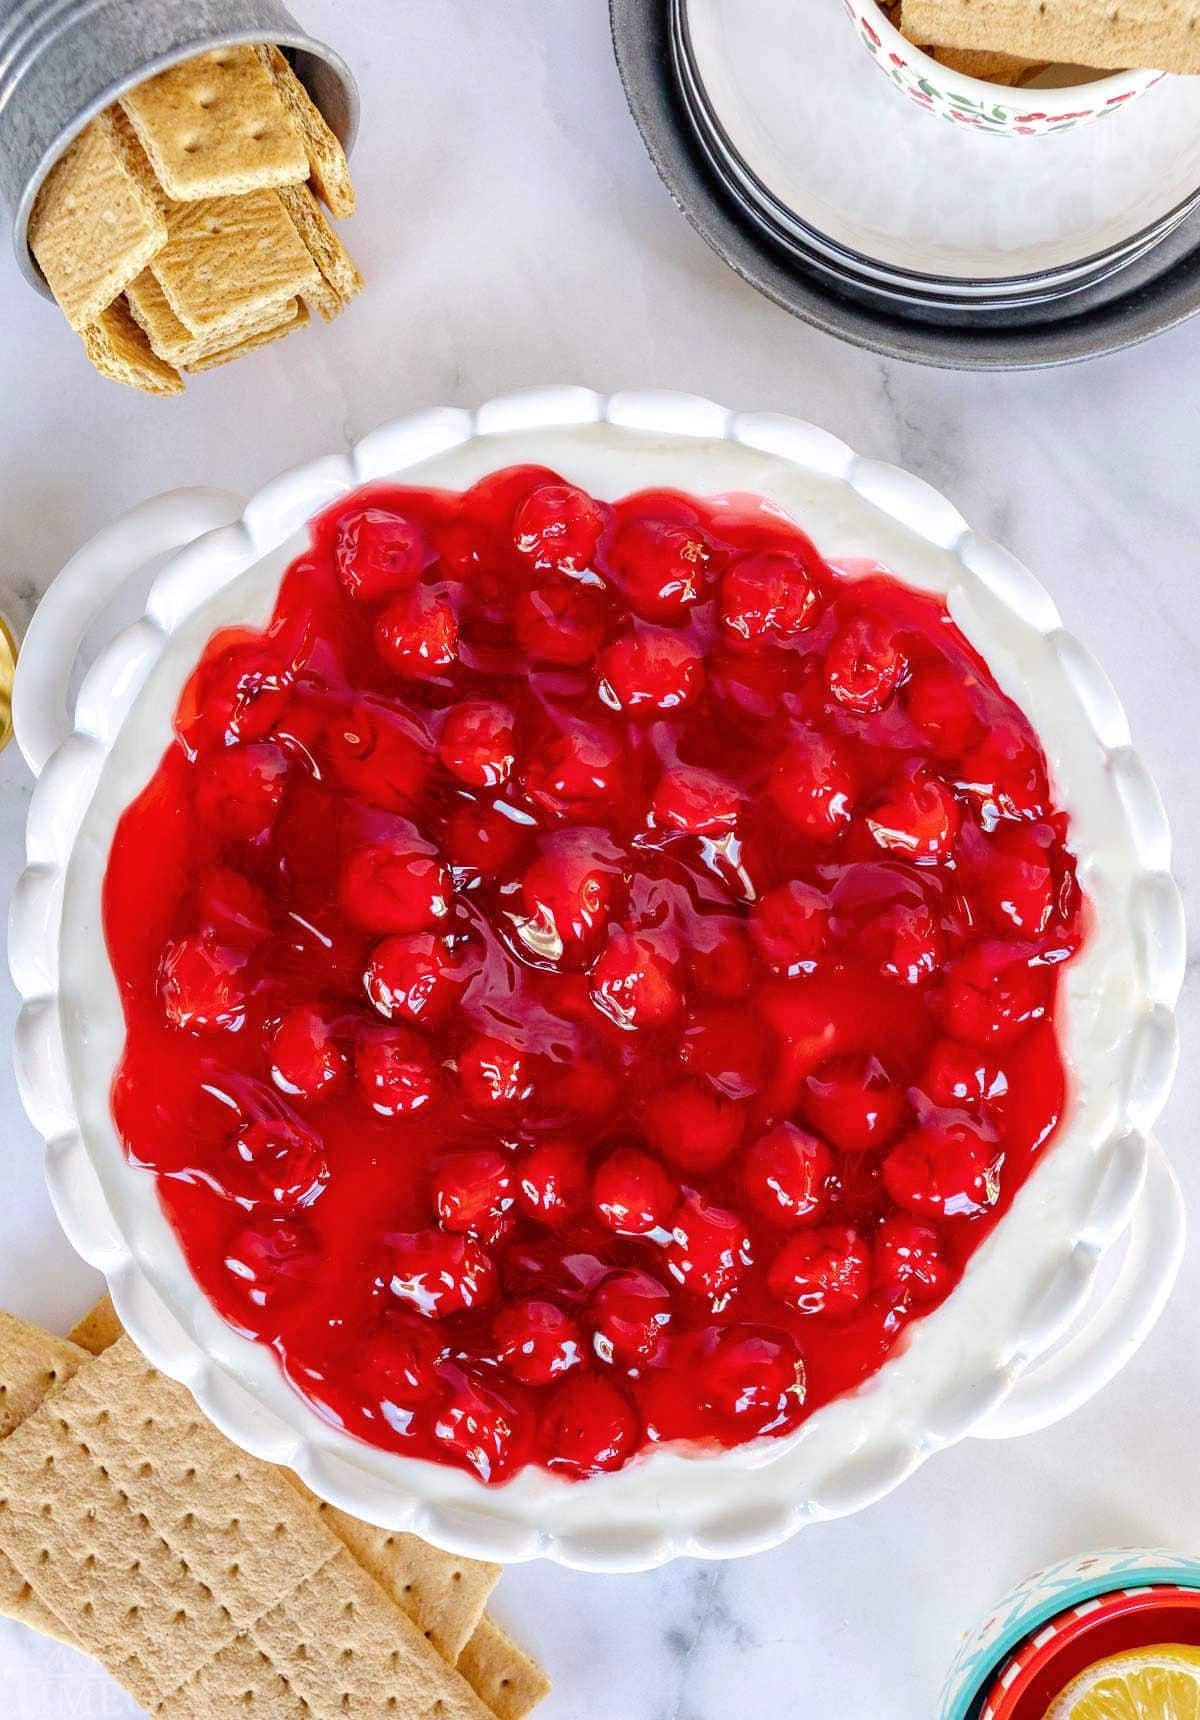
103;466;1085;1485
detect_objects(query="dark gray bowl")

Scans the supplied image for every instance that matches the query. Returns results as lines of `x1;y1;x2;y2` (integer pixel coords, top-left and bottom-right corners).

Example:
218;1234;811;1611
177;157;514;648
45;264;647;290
610;0;1200;368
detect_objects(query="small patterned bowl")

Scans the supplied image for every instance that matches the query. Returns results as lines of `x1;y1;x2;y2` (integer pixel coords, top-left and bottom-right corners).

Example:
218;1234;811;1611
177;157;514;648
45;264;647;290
844;0;1165;137
939;1550;1200;1719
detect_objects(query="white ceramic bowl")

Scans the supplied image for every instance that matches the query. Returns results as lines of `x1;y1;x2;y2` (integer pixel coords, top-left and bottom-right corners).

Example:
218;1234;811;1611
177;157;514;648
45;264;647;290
8;388;1186;1573
845;0;1164;137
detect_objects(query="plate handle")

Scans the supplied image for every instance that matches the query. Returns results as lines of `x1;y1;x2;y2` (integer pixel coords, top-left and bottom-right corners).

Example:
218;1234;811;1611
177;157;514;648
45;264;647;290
12;488;243;778
973;1143;1185;1440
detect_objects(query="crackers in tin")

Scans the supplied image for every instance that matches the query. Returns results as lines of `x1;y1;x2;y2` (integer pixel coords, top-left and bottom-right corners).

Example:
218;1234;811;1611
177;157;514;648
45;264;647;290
28;44;362;394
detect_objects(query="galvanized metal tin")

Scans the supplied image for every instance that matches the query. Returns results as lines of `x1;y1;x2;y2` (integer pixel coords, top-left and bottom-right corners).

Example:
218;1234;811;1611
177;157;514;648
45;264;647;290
0;0;359;297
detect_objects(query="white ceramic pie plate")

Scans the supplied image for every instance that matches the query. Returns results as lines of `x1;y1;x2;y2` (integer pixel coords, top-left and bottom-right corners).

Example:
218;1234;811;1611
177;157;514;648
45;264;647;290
8;388;1186;1573
684;0;1200;285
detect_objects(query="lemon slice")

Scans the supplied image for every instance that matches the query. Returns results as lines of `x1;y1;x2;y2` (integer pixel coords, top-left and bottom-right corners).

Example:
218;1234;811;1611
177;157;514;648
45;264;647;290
1048;1644;1200;1720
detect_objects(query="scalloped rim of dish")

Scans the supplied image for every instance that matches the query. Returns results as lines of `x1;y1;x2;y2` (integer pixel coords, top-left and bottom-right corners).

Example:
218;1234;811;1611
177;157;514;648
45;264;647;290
8;387;1185;1572
857;0;1162;109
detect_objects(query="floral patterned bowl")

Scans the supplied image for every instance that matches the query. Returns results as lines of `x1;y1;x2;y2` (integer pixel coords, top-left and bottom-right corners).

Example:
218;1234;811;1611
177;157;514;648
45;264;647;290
845;0;1164;137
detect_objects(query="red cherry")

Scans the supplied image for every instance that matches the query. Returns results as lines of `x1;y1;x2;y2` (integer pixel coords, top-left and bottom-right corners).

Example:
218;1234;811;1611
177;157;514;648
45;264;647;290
159;933;248;1031
521;832;616;954
495;1299;583;1385
801;1054;906;1154
433;1366;522;1483
438;700;516;788
768;1225;870;1317
826;616;908;713
591;1269;672;1365
980;823;1056;936
364;933;452;1025
515;1140;589;1227
597;629;704;717
769;733;855;840
904;659;983;758
270;1007;348;1100
355;1028;438;1115
860;899;944;986
609;515;713;621
590;928;681;1030
180;640;292;752
752;880;829;973
341;844;451;935
875;1216;950;1303
335;508;429;602
956;722;1049;822
195;742;288;840
543;1375;639;1477
666;1191;751;1303
742;1124;833;1227
432;1148;514;1235
523;724;624;818
194;866;272;942
458;1035;533;1111
719;552;817;646
882;1126;998;1219
644;1081;744;1173
324;701;428;812
677;1005;766;1100
700;1325;805;1434
651;766;739;836
592;1145;676;1234
922;1039;1009;1108
358;1316;444;1408
515;581;609;665
942;943;1049;1047
442;800;530;873
868;768;960;861
222;1216;317;1314
688;921;754;999
512;481;605;573
375;586;459;677
230;1118;328;1211
389;1230;496;1317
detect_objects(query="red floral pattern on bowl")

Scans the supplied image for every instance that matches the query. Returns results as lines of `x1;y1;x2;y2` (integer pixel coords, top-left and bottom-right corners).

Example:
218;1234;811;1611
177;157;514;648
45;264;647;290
844;0;1164;137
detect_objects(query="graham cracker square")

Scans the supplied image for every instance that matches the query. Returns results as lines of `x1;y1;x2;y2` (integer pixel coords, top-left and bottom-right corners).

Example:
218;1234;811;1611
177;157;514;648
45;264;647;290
150;189;320;335
120;45;308;201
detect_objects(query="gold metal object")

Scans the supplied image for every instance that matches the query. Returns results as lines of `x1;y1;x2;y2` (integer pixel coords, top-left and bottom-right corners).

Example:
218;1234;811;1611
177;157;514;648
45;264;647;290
0;613;15;753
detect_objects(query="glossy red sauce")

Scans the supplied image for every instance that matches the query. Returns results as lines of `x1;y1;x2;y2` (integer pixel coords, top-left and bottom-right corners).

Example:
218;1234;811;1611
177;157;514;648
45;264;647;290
103;466;1084;1485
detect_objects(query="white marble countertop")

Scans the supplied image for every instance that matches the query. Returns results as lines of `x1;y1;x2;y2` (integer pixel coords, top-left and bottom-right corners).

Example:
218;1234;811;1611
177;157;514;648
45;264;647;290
1;3;1198;1716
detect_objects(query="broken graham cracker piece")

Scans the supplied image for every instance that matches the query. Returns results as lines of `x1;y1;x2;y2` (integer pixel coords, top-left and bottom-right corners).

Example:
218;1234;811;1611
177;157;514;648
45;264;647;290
277;180;364;320
0;1338;498;1719
126;266;289;366
81;300;185;396
458;1616;553;1720
120;45;308;202
900;0;1200;74
184;298;309;372
28;108;167;331
151;187;320;337
929;44;1044;83
64;1297;543;1717
256;44;357;219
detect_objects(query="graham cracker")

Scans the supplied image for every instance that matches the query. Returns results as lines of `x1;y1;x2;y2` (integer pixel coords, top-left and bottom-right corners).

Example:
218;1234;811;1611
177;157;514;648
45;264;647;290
65;1299;538;1714
899;0;1200;74
126;267;293;366
0;1342;498;1718
457;1616;553;1720
184;299;309;371
80;300;185;396
28;109;167;330
256;45;357;219
929;44;1042;83
277;181;364;315
120;46;308;202
150;189;320;337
